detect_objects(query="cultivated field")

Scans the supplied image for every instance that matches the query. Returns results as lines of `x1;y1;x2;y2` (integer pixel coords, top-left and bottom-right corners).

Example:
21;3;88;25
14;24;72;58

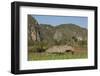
28;48;87;61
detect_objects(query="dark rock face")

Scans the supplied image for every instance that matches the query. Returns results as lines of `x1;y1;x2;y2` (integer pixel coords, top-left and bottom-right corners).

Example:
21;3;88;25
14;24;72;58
28;15;41;42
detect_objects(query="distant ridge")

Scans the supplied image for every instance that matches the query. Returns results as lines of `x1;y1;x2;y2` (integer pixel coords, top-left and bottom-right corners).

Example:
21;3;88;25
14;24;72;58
28;15;87;46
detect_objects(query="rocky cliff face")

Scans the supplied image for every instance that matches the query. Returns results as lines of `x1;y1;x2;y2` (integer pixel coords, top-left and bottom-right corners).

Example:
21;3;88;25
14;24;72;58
28;15;41;43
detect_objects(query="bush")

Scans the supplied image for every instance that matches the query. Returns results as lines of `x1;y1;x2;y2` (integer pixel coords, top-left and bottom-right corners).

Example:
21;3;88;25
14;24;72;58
28;41;49;53
78;40;87;48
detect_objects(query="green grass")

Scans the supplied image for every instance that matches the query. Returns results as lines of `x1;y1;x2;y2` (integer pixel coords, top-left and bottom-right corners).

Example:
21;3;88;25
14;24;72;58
28;50;88;61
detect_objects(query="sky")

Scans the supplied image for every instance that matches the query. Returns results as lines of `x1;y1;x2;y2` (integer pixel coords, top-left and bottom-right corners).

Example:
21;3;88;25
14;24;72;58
32;15;88;28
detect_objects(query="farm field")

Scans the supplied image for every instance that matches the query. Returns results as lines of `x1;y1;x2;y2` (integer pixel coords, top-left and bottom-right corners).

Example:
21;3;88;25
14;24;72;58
28;49;87;61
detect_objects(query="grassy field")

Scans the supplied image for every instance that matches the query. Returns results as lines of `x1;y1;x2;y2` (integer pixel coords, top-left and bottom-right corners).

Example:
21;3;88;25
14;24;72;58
28;50;88;61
